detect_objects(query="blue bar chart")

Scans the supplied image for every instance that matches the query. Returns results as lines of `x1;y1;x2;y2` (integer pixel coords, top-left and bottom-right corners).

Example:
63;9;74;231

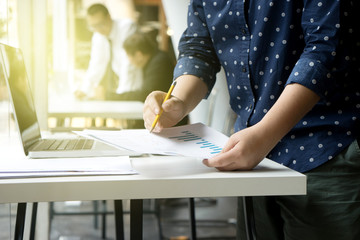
168;130;223;155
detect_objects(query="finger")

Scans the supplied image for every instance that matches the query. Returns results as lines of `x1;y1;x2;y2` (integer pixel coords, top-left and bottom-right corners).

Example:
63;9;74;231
146;91;164;108
202;150;235;169
221;136;238;153
202;159;237;171
143;91;166;128
204;142;253;171
215;162;238;171
145;91;165;114
201;133;239;168
203;156;238;171
143;107;156;130
144;122;162;132
143;120;151;131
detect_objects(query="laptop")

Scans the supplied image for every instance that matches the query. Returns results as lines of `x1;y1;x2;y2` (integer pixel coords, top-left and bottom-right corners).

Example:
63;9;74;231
0;43;138;158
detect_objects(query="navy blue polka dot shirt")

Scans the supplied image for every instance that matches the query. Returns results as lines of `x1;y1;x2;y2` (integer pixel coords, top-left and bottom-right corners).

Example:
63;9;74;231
173;0;360;173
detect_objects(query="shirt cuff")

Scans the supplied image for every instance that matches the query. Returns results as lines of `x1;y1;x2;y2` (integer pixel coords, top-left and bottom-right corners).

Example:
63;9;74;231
173;57;217;98
286;58;335;99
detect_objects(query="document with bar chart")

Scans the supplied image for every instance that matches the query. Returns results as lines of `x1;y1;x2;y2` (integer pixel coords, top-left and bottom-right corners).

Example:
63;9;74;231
77;123;229;159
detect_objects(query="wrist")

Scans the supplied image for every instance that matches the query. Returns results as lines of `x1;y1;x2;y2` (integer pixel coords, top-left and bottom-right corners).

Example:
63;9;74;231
255;120;283;152
256;84;320;149
172;75;208;114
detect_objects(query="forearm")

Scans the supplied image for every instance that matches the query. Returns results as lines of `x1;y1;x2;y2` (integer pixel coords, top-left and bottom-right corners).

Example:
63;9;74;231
172;74;208;115
258;83;320;148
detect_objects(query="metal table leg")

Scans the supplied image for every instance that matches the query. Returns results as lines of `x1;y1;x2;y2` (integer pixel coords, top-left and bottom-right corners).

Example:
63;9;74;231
130;199;143;240
189;198;197;240
114;200;124;240
14;203;27;240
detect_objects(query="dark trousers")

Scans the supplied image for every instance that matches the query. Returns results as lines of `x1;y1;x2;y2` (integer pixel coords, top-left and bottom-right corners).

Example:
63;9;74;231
237;138;360;240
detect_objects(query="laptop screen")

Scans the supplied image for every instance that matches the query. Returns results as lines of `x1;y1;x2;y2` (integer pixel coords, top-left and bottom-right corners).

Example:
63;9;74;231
0;43;41;153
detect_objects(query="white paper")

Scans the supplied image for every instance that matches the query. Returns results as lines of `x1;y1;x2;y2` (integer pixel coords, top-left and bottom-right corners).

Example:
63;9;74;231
0;156;136;175
76;123;229;159
0;171;138;179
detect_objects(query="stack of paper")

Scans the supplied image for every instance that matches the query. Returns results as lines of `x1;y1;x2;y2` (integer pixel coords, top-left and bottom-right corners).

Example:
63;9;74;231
0;156;136;178
75;123;229;159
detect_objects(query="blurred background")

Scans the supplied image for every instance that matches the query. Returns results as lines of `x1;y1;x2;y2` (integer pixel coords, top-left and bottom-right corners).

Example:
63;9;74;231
0;0;180;132
1;0;234;134
0;1;237;239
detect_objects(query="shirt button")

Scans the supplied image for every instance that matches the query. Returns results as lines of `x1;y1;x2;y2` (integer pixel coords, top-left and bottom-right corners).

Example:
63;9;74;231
242;67;247;72
241;28;246;34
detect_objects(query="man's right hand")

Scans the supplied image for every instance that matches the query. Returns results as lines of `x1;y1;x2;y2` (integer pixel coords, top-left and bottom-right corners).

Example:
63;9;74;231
143;90;187;132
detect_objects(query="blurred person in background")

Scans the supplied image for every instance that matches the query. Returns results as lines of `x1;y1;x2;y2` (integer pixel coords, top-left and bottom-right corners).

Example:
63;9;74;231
122;31;174;101
74;3;142;101
123;31;188;127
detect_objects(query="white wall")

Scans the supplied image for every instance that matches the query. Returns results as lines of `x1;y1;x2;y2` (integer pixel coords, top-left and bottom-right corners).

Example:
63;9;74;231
162;0;235;135
162;0;189;56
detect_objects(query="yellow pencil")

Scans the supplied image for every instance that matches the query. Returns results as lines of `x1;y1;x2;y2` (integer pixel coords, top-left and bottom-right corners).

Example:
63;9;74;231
150;81;177;133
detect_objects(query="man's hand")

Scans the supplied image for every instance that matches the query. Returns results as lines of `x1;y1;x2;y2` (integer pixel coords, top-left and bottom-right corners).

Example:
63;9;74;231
203;83;320;171
143;75;208;132
203;124;273;171
143;90;187;132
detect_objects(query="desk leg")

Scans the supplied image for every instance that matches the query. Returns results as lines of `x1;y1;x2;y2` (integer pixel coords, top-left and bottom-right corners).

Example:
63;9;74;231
130;199;143;240
114;200;124;240
243;197;256;240
189;198;197;240
14;203;27;240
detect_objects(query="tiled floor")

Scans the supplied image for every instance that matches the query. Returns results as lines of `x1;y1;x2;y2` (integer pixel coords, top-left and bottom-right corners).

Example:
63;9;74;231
0;197;237;240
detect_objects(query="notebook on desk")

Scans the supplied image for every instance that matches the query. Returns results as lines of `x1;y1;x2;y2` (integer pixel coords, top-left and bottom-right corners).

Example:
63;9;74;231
0;43;139;158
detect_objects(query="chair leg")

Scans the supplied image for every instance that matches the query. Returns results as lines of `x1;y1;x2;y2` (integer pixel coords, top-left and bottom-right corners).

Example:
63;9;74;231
114;200;124;240
93;201;99;229
29;202;38;240
189;198;197;240
154;199;164;240
14;203;27;240
101;200;107;239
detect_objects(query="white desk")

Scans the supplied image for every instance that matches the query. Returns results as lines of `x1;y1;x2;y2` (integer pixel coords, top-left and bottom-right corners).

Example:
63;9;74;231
0;159;305;203
0;139;306;240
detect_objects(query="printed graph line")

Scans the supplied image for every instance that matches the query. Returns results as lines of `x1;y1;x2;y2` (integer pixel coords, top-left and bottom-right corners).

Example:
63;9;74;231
168;131;222;154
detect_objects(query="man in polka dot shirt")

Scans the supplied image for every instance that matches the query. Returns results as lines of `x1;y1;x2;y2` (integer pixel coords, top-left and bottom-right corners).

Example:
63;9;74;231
143;1;360;239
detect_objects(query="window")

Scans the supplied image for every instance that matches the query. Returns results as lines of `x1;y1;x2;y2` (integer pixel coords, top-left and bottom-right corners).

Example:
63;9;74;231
0;0;18;136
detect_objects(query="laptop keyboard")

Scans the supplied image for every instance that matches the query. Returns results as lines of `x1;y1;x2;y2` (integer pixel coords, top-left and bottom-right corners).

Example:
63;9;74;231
34;138;94;151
